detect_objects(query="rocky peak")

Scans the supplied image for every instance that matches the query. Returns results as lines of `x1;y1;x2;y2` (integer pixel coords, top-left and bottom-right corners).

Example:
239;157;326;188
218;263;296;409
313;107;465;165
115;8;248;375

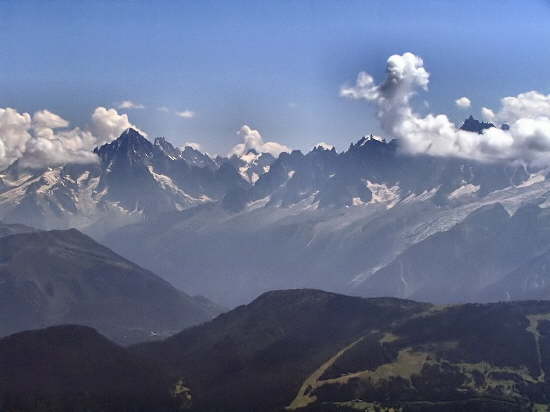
460;115;495;134
154;137;182;159
94;128;154;162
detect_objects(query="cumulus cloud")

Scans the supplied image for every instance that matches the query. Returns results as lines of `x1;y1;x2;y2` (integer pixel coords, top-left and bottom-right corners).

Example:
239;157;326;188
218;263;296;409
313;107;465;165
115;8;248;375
32;110;69;129
176;110;195;118
0;108;32;167
481;107;496;122
183;142;201;151
0;106;145;170
22;115;98;168
229;125;290;157
484;91;550;123
117;100;145;109
341;52;550;167
455;97;471;109
315;142;334;150
341;52;429;132
90;107;146;141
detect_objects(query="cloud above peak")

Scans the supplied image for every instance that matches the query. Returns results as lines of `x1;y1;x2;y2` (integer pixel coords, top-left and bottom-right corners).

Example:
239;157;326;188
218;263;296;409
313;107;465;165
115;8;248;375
342;52;550;167
90;107;146;141
341;52;429;132
229;125;290;157
183;142;201;151
455;97;471;109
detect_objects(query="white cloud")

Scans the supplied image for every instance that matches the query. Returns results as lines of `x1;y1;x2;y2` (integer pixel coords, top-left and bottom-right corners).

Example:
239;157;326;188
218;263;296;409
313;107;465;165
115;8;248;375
117;100;145;110
183;142;201;151
32;110;69;129
315;142;334;150
157;106;170;112
341;52;550;167
22;122;98;168
90;107;146;141
481;107;496;121
488;91;550;123
0;108;100;169
229;125;290;157
0;106;146;170
176;110;195;119
341;52;429;132
0;108;32;168
455;97;471;109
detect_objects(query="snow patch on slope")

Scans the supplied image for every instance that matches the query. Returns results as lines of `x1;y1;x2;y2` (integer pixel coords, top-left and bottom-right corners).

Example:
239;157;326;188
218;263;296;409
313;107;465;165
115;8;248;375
448;183;480;200
147;166;209;207
517;173;546;188
36;168;62;194
366;180;400;208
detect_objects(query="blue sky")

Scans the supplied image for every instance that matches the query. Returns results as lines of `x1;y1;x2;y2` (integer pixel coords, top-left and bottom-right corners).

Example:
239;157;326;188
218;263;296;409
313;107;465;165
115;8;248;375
1;0;550;154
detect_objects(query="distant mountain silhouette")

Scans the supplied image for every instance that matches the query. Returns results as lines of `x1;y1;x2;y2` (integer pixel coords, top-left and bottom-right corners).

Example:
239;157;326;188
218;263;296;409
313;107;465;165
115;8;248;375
3;122;550;307
0;227;220;344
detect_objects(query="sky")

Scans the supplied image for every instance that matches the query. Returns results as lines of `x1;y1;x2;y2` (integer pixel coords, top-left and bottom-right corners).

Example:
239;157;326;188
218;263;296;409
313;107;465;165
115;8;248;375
1;0;550;156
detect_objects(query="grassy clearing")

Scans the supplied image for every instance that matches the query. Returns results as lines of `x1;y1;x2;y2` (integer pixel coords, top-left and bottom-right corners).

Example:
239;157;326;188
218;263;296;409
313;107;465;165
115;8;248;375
526;313;550;382
288;345;427;410
288;313;550;411
287;337;365;410
334;400;403;411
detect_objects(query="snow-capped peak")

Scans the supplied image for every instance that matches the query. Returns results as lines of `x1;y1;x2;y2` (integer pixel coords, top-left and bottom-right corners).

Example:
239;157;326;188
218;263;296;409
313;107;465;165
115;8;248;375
314;142;335;151
360;134;386;145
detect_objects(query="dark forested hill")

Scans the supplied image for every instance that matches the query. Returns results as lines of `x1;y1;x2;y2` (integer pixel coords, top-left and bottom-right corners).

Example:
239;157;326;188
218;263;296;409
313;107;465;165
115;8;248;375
133;289;550;411
0;325;182;412
2;289;550;411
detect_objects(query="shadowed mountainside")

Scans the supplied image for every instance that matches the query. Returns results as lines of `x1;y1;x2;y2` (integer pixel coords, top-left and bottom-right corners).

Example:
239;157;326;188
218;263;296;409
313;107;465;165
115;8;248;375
0;228;220;344
2;289;550;411
0;325;182;412
133;289;550;411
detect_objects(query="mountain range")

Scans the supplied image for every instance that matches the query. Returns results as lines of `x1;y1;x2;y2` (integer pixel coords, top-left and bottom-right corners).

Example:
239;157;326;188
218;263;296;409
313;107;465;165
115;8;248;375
2;119;550;306
2;289;550;411
0;129;247;234
3;118;550;410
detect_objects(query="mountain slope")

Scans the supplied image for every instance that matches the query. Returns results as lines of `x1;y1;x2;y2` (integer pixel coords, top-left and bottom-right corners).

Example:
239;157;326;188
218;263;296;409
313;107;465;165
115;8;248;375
482;247;550;301
0;220;35;238
2;290;550;411
0;228;219;343
0;325;181;412
104;174;550;307
132;289;550;411
358;202;550;302
134;290;429;411
93;129;247;216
